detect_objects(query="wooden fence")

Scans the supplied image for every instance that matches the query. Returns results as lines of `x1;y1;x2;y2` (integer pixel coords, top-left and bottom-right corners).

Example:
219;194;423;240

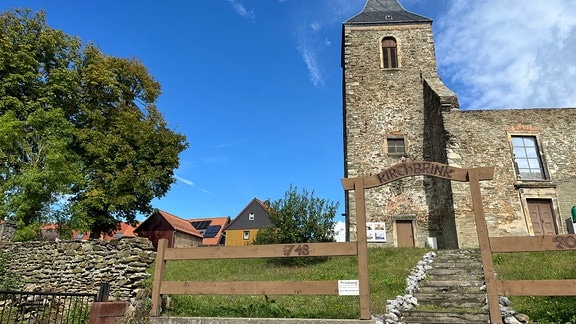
150;238;372;319
475;211;576;323
150;162;495;320
153;161;555;322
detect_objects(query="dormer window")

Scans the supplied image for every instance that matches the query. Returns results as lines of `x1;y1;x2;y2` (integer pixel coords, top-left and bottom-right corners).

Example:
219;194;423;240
381;37;398;69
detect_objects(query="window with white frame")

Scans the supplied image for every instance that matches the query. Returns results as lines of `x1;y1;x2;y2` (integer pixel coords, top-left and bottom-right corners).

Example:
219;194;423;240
249;212;255;220
511;135;546;180
243;231;250;240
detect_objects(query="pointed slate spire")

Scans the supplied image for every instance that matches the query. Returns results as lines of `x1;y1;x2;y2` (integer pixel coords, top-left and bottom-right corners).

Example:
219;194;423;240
345;0;431;25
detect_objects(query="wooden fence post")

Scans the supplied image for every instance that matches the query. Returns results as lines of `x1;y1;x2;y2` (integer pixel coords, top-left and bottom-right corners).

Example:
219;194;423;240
354;177;371;320
468;169;500;324
150;238;168;317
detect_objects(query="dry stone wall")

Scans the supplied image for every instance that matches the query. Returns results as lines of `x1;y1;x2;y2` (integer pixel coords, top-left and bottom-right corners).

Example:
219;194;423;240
0;220;17;242
0;237;155;299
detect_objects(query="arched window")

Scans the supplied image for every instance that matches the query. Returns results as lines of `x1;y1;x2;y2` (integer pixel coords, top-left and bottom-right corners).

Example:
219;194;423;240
381;37;398;69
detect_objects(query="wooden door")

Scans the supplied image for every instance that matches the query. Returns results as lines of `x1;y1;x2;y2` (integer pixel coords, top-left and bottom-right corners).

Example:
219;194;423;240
527;199;556;235
396;220;414;247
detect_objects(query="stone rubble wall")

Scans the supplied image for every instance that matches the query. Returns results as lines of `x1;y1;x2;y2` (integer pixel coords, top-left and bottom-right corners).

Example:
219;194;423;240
0;220;17;242
0;237;155;300
343;23;441;248
443;108;576;248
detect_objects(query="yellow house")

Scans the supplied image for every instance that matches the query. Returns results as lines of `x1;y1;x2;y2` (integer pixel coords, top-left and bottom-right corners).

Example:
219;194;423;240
224;198;272;246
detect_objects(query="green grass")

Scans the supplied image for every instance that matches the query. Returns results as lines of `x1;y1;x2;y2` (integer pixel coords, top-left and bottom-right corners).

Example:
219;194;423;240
154;247;429;319
493;250;576;324
148;248;576;321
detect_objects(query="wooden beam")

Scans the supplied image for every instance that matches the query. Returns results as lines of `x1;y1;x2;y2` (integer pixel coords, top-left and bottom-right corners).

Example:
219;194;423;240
491;235;576;252
353;177;372;320
160;280;340;295
468;170;501;324
164;242;358;260
150;238;168;317
497;280;576;296
341;163;494;190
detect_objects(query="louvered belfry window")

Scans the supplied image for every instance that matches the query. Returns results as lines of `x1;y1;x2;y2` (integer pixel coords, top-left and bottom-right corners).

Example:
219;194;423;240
382;37;398;69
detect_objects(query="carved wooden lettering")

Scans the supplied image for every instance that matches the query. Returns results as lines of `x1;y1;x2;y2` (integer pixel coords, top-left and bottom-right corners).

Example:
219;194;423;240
376;162;455;185
283;244;310;256
554;235;576;250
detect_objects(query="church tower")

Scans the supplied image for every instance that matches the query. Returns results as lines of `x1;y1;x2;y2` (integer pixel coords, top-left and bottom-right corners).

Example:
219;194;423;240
342;0;459;248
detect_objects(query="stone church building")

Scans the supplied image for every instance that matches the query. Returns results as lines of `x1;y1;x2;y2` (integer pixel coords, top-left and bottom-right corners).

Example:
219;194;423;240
342;0;576;249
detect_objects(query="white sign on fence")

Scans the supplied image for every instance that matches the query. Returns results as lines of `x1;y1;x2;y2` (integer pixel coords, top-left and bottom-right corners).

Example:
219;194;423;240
338;280;360;296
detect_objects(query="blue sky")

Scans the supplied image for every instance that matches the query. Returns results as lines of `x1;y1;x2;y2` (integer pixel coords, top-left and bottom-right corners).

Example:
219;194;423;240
2;0;575;240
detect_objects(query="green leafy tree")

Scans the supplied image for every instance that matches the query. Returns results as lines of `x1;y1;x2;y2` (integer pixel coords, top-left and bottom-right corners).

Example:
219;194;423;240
254;185;338;245
0;9;188;238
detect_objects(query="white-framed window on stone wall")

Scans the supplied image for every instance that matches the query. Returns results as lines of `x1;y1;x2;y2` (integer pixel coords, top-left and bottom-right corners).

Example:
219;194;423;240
385;137;406;156
381;36;398;69
509;134;547;181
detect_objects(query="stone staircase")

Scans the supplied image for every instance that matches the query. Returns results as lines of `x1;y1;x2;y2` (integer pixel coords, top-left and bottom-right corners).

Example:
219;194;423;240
400;249;490;323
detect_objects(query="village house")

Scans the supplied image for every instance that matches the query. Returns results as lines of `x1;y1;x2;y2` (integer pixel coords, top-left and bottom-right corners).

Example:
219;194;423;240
134;209;204;249
134;210;230;249
189;216;230;246
224;198;272;246
343;0;576;248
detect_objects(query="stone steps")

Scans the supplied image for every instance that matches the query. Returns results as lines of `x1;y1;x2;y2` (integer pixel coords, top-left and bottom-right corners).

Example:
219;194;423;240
400;249;489;324
414;292;485;308
399;310;489;324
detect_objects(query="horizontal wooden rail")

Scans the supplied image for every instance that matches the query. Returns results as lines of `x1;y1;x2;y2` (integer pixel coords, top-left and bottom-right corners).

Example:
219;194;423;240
150;239;365;318
497;279;576;296
490;234;576;252
164;242;358;260
484;234;576;323
160;280;340;295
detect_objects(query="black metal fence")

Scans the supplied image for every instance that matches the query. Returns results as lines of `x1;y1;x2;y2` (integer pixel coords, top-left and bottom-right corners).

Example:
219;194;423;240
0;290;97;323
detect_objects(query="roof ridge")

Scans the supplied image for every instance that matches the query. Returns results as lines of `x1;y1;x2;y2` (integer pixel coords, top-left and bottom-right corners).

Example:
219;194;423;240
345;0;431;25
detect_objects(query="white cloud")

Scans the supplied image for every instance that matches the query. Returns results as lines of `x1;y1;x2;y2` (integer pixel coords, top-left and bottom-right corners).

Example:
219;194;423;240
226;0;255;21
175;175;195;186
297;44;324;86
333;221;346;242
287;1;364;87
436;0;576;109
310;22;321;32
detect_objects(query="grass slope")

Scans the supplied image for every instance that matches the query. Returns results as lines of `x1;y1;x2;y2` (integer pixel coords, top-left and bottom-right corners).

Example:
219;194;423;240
493;250;576;323
159;247;429;319
151;248;576;322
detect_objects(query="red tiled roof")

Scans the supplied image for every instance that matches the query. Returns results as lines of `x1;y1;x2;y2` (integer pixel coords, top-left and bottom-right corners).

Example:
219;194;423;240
188;216;230;245
158;210;203;238
41;222;138;241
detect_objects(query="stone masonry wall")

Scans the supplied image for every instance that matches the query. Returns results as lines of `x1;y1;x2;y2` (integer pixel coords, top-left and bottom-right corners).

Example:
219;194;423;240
422;78;460;249
0;237;155;299
343;22;443;247
0;220;17;242
443;108;576;247
173;231;202;248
